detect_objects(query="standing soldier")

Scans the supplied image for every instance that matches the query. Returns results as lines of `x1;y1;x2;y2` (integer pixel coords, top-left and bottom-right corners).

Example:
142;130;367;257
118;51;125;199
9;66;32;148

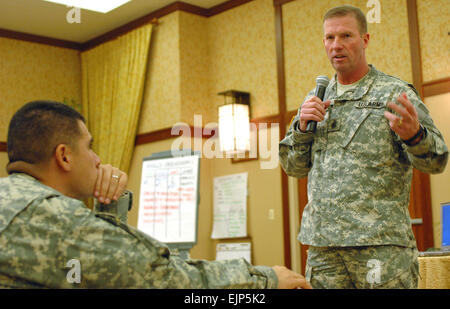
279;5;448;288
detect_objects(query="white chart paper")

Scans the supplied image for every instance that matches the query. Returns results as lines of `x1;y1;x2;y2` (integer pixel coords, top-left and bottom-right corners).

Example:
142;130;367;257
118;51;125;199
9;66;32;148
216;242;251;263
211;172;247;239
138;155;199;243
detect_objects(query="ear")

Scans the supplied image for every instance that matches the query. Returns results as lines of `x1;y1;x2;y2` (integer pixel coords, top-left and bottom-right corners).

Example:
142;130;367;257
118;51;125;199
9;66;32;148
54;144;73;172
362;33;370;49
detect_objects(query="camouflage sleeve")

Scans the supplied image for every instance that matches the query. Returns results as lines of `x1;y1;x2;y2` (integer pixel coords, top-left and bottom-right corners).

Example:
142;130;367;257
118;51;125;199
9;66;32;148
169;257;278;289
279;92;315;179
63;212;278;288
401;86;448;174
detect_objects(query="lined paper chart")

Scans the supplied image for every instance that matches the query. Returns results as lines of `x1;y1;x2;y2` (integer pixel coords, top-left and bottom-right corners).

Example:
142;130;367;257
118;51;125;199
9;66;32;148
211;172;248;239
216;242;251;263
138;154;199;244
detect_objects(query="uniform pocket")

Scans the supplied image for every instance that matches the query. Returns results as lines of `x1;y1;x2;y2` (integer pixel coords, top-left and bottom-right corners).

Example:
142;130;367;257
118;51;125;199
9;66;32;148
378;265;418;289
341;109;395;167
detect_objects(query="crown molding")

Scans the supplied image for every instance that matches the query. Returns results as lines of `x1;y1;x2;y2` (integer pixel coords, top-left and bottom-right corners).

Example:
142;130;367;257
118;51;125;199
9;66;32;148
0;1;254;51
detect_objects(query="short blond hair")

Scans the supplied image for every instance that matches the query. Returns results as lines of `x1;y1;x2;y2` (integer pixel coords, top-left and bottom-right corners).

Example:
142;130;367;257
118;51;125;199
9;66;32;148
323;5;367;34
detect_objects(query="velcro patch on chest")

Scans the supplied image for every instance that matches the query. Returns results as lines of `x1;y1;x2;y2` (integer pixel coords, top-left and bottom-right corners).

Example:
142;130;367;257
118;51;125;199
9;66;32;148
356;101;385;109
327;118;341;132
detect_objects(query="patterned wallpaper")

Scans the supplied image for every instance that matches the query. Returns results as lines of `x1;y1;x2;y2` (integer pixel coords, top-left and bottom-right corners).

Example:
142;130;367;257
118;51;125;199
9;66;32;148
0;37;81;141
179;12;210;126
417;0;450;83
283;0;413;112
0;153;8;178
206;0;279;122
137;12;181;134
137;0;279;132
1;0;447;140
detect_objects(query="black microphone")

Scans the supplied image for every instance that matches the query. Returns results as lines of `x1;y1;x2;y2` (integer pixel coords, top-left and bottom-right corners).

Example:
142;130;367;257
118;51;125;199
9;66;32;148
305;75;330;133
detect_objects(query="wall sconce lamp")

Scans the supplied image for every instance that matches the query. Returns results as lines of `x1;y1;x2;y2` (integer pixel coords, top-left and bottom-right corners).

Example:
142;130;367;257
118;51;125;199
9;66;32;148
218;90;251;155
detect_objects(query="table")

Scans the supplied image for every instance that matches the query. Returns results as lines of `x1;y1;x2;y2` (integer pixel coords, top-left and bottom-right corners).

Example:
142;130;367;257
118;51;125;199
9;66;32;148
418;255;450;289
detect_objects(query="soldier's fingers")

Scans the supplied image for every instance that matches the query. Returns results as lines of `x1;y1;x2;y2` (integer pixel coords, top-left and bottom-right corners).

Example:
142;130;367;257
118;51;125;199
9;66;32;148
114;173;128;201
303;106;326;119
386;101;409;120
104;168;121;204
108;169;127;202
300;111;324;124
94;167;103;199
397;92;417;118
284;276;312;289
273;266;312;289
384;110;396;122
298;278;313;289
384;111;400;129
304;99;327;115
305;95;321;104
99;164;113;203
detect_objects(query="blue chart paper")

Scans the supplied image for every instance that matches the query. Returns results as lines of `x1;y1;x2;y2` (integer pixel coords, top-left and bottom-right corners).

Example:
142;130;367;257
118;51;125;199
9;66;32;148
138;154;199;244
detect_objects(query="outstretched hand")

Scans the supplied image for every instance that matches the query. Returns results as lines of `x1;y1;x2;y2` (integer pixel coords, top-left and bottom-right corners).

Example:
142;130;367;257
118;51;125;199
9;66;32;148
384;92;421;142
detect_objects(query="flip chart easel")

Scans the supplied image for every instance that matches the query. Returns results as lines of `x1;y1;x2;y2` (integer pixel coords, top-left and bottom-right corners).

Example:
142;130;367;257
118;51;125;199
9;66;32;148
137;150;200;259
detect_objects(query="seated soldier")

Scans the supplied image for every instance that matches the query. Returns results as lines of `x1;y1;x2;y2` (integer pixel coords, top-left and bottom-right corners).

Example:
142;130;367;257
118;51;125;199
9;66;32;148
0;100;311;289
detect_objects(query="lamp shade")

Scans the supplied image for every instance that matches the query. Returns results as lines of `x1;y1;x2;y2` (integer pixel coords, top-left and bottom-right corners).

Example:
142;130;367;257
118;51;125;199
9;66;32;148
218;102;250;154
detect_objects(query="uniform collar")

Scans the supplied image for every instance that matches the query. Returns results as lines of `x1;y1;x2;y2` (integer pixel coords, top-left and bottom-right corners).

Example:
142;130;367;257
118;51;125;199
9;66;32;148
327;65;378;101
10;172;64;197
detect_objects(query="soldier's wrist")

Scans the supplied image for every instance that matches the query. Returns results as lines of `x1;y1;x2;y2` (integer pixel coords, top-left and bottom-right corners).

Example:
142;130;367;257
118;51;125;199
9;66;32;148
402;124;424;146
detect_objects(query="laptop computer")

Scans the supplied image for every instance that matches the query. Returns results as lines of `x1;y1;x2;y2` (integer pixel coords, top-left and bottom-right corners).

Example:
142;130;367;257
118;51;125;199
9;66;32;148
419;202;450;257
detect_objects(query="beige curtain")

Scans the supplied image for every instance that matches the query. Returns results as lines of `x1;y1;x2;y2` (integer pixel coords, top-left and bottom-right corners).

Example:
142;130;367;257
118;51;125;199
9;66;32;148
81;24;153;173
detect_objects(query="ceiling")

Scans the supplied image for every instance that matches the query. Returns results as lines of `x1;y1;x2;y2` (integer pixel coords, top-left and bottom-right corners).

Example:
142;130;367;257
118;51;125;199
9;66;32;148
0;0;226;43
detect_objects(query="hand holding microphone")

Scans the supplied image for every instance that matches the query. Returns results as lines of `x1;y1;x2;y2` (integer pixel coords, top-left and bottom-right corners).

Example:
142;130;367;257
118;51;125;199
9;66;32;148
299;76;330;133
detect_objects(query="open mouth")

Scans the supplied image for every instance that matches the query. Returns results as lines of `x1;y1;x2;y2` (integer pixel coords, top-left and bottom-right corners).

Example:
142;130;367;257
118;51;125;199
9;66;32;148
334;55;346;60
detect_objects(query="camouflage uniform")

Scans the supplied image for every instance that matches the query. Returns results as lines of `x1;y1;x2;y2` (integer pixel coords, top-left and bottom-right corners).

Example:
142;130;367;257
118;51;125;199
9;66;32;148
279;65;448;288
305;246;419;289
0;173;278;289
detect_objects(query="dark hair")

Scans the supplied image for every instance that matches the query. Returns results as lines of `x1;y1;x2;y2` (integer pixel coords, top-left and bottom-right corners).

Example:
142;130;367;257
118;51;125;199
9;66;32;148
323;5;368;35
7;100;85;164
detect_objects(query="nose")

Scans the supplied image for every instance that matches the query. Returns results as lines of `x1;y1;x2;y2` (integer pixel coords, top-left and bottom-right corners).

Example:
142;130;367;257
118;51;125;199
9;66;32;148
331;37;343;50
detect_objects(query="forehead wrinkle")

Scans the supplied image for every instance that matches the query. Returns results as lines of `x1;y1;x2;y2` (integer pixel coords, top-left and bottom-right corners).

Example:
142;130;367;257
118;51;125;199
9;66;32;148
323;16;361;36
